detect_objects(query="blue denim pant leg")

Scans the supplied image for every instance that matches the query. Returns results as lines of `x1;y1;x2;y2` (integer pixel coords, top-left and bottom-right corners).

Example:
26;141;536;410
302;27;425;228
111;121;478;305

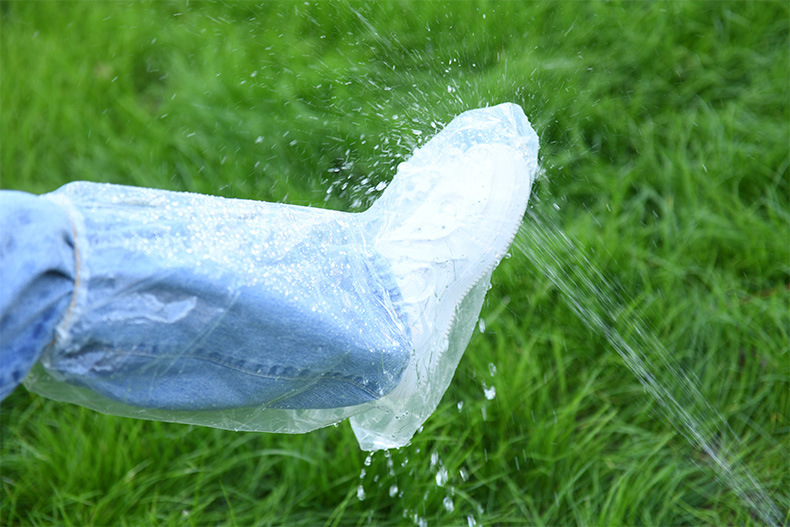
28;182;410;414
0;191;76;401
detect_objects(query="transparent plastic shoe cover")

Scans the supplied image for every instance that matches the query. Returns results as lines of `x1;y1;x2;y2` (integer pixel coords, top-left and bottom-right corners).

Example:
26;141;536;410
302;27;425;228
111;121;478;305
24;102;539;450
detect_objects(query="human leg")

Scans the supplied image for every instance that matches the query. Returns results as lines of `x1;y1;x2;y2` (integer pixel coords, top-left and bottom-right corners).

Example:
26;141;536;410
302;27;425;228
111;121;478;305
16;103;539;449
25;182;411;422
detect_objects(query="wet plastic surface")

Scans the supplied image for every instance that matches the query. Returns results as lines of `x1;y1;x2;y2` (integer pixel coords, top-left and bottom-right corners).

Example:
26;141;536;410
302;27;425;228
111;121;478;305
24;103;539;450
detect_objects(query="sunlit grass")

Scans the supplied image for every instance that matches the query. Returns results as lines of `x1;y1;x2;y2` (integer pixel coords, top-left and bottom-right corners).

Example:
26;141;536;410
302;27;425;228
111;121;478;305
1;2;788;525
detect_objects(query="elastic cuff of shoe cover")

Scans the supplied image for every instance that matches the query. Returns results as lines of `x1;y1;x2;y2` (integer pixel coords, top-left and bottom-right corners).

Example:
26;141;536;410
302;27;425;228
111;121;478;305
0;190;76;401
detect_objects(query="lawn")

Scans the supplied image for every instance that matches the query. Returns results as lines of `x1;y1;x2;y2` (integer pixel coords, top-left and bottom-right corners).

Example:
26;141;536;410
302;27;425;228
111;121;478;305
1;1;788;525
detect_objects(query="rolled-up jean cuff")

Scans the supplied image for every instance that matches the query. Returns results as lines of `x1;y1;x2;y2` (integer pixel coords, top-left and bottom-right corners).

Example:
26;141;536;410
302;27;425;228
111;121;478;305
0;190;76;401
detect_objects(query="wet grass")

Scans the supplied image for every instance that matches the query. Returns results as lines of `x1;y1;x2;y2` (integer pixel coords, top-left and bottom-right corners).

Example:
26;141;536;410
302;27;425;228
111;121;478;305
1;1;788;525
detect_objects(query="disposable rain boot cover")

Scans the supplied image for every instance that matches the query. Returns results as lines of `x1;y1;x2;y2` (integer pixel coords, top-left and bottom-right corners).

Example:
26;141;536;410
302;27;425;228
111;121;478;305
24;103;538;450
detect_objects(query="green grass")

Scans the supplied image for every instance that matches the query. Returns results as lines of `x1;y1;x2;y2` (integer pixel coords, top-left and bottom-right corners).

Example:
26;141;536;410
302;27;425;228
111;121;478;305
1;1;788;525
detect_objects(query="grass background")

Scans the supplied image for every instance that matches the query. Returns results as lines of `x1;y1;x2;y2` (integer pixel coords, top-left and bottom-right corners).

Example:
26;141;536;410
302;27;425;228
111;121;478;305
1;1;788;525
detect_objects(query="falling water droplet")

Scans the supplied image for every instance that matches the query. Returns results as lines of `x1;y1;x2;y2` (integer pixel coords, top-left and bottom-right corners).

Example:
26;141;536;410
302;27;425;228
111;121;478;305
435;466;448;487
488;362;497;376
483;383;496;400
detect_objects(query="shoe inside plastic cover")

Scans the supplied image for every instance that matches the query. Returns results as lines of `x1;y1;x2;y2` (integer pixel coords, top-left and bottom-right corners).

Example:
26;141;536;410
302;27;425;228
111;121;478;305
24;103;539;450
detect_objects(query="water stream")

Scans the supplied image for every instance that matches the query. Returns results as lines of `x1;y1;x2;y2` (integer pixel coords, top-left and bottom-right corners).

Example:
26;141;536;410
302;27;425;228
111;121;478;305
513;202;782;525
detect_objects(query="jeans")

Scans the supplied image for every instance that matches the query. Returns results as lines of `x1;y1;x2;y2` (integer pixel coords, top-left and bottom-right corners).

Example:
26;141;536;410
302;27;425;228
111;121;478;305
0;191;76;401
1;182;411;418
